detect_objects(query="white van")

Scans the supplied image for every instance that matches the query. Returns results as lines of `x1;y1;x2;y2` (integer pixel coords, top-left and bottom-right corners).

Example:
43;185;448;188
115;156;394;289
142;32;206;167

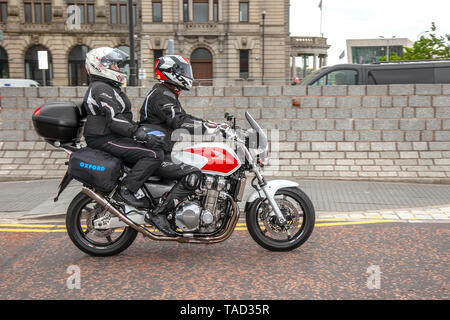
0;79;40;87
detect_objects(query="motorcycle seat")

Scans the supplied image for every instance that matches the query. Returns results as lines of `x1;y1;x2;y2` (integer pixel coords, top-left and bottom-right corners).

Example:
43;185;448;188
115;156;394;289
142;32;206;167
123;164;162;182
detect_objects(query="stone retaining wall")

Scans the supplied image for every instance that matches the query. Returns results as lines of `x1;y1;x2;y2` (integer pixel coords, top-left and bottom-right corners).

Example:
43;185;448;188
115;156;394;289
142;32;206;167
0;84;449;183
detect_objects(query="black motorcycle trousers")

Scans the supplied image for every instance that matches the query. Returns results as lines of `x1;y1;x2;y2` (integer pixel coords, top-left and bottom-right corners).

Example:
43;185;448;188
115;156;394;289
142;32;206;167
154;160;202;202
87;136;164;194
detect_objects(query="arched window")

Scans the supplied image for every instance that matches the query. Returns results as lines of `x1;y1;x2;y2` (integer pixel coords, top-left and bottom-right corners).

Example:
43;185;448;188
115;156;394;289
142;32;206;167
191;48;212;60
190;48;213;85
0;46;9;78
68;45;90;86
25;45;53;86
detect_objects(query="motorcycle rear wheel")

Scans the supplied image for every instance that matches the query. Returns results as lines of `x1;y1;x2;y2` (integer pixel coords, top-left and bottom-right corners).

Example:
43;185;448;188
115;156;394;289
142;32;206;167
66;192;138;256
246;187;315;251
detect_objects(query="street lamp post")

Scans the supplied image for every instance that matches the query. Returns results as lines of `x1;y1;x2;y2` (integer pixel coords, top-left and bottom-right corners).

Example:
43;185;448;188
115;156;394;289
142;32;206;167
261;10;266;85
128;0;136;86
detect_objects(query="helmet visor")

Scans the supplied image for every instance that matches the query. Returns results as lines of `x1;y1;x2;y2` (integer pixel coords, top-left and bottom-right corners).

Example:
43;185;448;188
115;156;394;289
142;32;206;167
102;48;130;72
178;62;193;80
172;56;193;80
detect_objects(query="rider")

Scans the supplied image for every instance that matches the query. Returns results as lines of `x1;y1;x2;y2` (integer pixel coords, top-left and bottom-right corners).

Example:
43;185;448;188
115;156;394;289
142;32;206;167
140;55;224;234
82;47;166;212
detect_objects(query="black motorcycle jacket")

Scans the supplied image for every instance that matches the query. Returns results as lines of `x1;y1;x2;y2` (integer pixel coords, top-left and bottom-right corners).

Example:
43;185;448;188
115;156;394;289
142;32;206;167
139;83;204;152
83;77;138;140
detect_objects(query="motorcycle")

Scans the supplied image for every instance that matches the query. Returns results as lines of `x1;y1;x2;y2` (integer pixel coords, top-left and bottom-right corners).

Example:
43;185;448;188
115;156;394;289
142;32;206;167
32;101;315;256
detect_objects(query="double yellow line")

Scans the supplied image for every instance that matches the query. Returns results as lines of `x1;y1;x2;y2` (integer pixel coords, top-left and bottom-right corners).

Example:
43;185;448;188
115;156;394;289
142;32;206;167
0;224;67;233
0;219;396;233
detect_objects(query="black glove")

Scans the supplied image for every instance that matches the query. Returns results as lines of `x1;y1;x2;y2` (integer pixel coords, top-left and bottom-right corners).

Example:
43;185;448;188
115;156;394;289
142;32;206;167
134;127;165;150
134;127;148;142
144;134;165;150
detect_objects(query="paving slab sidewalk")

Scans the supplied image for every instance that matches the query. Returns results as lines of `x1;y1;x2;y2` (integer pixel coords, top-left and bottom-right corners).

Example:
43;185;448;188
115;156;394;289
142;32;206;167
0;178;449;223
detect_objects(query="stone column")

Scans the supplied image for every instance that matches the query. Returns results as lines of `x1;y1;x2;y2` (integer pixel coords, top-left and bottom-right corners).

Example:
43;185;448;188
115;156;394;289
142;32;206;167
218;0;222;21
313;54;317;70
209;0;213;21
179;0;184;22
291;56;296;79
189;0;193;21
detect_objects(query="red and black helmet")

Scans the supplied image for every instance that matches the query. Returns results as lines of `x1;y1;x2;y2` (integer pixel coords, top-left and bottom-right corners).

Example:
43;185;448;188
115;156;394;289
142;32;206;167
154;55;194;90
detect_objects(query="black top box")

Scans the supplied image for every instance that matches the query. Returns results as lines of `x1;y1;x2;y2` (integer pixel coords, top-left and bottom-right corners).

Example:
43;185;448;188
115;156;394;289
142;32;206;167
32;101;86;142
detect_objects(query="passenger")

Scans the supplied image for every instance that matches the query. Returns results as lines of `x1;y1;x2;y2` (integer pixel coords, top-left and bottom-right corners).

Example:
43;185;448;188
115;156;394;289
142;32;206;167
82;47;165;211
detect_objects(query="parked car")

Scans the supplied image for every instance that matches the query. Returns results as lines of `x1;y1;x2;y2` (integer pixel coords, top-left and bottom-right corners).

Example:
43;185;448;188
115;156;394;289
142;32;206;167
299;60;450;86
0;79;40;87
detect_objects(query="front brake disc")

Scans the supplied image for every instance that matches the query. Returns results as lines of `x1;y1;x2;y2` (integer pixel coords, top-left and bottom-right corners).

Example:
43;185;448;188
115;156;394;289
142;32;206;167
262;199;300;239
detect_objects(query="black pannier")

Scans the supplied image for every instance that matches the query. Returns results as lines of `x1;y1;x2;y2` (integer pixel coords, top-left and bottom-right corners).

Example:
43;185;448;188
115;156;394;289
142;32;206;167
32;101;86;143
68;147;123;192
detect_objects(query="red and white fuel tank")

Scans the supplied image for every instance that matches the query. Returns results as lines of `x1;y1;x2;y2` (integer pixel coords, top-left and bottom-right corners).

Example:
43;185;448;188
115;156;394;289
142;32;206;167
172;142;242;176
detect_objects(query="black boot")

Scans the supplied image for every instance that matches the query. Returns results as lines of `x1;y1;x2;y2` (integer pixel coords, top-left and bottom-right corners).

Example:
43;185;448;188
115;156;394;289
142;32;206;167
144;211;177;237
116;184;148;208
144;180;191;236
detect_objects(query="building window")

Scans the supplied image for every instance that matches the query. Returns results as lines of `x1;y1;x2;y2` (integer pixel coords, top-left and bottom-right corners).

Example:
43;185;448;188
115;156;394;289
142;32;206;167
152;0;162;22
25;45;53;86
193;0;208;23
153;49;163;78
0;2;7;23
0;46;9;78
351;46;404;64
213;0;218;22
183;0;188;22
239;1;248;22
110;0;136;25
154;49;163;68
24;0;52;23
68;45;90;86
67;0;95;24
239;50;249;79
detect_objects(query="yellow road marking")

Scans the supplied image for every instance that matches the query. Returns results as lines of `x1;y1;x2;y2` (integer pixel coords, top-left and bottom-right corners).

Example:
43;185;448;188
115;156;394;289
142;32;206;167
0;228;67;233
0;224;66;228
313;220;397;227
0;220;398;233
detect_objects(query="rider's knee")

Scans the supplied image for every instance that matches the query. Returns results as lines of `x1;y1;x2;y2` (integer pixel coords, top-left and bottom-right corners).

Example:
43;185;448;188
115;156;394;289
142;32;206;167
182;170;202;191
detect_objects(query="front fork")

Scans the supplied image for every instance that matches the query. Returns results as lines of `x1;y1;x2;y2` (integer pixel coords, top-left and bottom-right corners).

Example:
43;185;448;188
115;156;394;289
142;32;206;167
251;167;287;226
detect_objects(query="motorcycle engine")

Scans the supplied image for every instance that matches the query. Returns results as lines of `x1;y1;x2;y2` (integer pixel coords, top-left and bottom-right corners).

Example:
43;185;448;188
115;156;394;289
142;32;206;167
174;175;229;233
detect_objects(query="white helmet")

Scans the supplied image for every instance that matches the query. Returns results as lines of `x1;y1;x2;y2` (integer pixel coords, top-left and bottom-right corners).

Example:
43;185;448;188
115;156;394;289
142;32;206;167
85;47;129;85
155;55;194;90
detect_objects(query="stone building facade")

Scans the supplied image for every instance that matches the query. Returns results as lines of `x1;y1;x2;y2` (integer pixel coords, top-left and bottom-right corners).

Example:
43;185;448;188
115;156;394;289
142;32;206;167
0;0;312;87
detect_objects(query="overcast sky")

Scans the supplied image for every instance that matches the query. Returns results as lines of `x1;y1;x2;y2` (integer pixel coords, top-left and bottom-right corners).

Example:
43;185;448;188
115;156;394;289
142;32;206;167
289;0;450;66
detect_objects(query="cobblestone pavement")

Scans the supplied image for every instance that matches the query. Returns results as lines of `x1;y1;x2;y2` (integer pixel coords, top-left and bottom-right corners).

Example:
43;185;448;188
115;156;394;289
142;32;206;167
0;223;448;299
0;178;449;223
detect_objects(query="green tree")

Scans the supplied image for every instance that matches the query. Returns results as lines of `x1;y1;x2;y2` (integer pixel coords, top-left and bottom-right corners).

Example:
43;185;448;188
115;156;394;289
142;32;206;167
380;23;450;61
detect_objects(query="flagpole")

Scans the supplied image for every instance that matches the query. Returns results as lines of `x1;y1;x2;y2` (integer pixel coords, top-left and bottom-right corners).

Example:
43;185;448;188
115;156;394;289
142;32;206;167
319;0;323;37
320;9;323;37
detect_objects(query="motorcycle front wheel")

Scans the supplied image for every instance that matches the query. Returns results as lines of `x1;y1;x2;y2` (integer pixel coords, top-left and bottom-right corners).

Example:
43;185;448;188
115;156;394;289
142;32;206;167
66;192;138;257
246;187;315;251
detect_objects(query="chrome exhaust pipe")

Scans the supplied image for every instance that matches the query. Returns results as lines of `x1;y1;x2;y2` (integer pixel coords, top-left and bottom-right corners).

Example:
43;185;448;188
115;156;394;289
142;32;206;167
81;187;240;244
81;187;173;241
